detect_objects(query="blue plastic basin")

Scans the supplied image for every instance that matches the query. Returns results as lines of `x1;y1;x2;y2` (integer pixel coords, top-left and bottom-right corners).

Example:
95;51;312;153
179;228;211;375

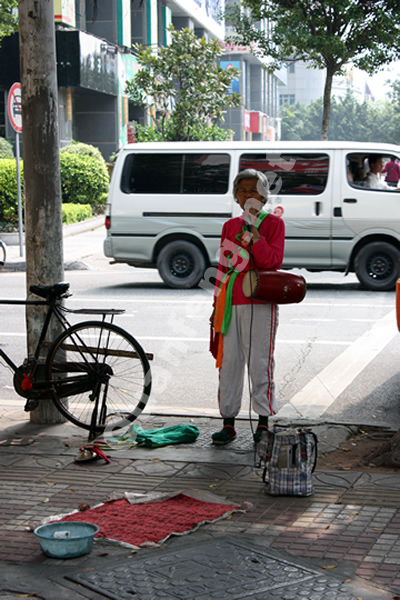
34;521;99;559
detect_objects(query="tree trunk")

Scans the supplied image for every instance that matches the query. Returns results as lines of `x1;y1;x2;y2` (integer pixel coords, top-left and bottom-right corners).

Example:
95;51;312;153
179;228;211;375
18;0;65;424
321;65;335;141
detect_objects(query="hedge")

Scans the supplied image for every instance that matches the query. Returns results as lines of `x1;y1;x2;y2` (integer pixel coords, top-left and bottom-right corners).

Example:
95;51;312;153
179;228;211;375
0;159;22;230
0;138;14;158
60;153;109;204
0;153;109;231
62;203;93;224
61;141;104;163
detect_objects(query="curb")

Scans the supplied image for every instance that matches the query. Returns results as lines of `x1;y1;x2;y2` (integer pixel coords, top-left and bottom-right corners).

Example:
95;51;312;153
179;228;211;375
1;216;104;272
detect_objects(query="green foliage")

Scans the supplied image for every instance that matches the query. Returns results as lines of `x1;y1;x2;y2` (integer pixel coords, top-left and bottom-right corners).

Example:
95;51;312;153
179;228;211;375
125;26;241;141
227;0;400;139
61;141;105;163
60;153;109;204
0;0;18;46
0;153;109;231
0;158;23;229
62;203;93;225
134;121;233;142
0;137;14;158
280;87;400;144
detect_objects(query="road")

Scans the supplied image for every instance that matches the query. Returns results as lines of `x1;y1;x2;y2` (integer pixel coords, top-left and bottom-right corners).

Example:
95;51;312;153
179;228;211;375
1;224;399;429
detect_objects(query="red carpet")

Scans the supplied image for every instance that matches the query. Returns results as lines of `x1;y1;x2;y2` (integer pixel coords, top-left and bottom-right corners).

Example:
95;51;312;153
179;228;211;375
54;492;241;548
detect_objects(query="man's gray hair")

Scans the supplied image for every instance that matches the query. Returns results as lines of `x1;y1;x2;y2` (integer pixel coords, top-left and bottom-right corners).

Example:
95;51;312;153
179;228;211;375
233;169;269;204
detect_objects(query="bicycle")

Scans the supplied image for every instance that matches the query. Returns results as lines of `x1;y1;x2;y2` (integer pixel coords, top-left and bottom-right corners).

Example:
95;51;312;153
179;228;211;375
0;281;152;440
0;238;6;266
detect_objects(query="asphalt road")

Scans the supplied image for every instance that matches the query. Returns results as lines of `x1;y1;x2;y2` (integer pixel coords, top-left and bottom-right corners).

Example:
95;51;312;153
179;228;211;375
1;224;399;430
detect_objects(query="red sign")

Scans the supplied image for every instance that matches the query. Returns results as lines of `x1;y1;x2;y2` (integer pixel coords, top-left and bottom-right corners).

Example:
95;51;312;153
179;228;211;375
8;83;22;133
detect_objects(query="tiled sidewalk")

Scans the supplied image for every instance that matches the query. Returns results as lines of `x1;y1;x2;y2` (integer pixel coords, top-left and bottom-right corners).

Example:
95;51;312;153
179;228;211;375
0;414;399;598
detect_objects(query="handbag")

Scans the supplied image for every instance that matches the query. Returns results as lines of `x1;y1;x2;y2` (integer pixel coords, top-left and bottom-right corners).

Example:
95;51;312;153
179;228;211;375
256;426;318;496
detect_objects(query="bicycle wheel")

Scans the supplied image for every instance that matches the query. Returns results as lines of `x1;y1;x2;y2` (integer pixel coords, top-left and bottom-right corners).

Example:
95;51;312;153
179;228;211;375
0;240;6;266
45;321;151;434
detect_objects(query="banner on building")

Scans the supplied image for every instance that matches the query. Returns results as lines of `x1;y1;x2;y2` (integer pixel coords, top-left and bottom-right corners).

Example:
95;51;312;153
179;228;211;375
54;0;76;27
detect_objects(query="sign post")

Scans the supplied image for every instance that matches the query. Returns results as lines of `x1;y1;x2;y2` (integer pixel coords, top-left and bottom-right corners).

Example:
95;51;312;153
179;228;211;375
7;82;23;257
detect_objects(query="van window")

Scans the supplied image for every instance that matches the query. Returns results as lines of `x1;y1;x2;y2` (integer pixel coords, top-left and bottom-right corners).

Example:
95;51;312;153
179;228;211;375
239;153;329;195
347;152;400;189
121;153;230;195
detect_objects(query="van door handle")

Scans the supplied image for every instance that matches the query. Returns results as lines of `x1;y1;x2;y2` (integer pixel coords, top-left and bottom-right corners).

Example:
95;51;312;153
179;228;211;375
315;201;321;216
343;198;358;203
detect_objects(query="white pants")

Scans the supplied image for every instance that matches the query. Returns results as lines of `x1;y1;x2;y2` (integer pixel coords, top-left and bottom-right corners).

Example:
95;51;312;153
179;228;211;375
218;304;279;419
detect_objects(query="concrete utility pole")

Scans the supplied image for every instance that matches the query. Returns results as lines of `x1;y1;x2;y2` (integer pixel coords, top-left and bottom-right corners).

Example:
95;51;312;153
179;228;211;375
18;0;65;423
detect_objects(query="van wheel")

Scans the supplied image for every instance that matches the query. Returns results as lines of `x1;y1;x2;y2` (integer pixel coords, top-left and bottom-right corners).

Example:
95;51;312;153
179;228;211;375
354;242;400;291
157;241;206;289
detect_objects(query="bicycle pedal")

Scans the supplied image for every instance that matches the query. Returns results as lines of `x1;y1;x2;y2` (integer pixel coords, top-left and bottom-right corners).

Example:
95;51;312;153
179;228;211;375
24;398;39;411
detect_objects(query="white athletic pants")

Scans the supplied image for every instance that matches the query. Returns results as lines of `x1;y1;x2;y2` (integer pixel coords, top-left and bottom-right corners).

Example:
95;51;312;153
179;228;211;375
218;303;279;419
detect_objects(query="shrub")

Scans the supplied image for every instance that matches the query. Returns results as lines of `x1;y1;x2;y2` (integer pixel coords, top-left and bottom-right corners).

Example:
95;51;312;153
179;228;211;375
0;138;14;159
62;203;92;225
61;141;104;163
0;158;23;230
0;152;109;231
60;153;109;204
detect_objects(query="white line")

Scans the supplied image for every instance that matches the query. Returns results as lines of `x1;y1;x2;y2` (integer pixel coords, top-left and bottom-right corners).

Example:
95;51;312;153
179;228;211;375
276;309;397;420
0;332;350;345
59;298;394;308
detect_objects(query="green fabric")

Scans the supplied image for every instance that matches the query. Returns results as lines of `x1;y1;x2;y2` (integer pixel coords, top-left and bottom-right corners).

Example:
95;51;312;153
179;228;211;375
219;211;269;334
134;424;200;447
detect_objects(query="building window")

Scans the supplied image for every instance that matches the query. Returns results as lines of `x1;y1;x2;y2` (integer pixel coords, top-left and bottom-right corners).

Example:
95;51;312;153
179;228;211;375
288;62;295;74
279;94;296;106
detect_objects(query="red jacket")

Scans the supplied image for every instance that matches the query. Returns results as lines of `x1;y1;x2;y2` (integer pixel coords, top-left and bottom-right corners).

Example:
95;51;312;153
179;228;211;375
213;213;285;306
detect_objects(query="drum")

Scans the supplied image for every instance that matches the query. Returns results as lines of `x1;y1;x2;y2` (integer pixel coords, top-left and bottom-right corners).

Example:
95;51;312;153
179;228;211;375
242;270;306;304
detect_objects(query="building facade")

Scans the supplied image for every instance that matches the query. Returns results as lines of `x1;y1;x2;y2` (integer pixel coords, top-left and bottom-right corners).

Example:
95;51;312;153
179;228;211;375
0;0;283;159
278;60;364;107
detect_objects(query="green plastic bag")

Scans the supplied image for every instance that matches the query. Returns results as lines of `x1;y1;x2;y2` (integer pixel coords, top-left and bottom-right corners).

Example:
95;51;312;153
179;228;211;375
134;424;200;448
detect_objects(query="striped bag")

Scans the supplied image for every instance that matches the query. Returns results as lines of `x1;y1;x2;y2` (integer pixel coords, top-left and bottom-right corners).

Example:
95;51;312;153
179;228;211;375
256;427;318;496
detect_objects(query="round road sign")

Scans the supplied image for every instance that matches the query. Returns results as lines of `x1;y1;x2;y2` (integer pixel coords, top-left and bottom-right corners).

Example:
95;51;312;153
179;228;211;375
8;82;22;133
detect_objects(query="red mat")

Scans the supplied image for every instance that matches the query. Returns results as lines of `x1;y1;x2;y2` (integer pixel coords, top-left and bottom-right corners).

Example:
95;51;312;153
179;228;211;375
55;493;241;548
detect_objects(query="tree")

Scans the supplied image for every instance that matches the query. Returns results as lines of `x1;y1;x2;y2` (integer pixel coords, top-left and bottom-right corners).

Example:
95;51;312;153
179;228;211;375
0;0;18;45
125;26;241;141
279;84;400;144
19;0;65;424
225;0;400;140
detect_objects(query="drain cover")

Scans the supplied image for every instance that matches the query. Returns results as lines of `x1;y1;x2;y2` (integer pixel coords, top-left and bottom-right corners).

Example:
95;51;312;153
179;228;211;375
67;538;362;599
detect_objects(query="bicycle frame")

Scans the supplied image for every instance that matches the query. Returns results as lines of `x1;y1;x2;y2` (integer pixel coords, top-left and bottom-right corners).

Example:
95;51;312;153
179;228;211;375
0;295;123;399
0;283;153;442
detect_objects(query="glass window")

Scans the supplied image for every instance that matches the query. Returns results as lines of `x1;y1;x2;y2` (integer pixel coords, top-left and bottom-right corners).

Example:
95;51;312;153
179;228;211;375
279;94;296;105
121;153;230;194
239;153;329;195
346;152;400;190
183;154;230;194
121;153;182;194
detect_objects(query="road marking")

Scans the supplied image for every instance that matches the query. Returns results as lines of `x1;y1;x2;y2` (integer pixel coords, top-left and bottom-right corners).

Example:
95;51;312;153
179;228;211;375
0;331;350;345
275;309;397;420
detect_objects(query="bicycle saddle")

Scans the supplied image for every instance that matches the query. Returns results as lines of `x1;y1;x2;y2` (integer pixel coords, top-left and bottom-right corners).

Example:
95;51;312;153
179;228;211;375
30;282;70;300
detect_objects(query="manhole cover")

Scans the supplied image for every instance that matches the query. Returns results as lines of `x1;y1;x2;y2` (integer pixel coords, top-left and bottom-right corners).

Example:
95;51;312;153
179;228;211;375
67;538;362;599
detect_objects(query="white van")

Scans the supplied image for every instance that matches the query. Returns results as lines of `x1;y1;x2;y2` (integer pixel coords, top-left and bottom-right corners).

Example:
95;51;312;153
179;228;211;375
104;141;400;291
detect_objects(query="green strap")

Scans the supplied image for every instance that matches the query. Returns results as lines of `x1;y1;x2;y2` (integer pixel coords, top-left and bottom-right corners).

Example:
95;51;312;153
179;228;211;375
219;210;270;334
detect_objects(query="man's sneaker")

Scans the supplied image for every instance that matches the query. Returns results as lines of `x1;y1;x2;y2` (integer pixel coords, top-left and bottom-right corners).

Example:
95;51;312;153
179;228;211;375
212;425;236;445
253;424;269;444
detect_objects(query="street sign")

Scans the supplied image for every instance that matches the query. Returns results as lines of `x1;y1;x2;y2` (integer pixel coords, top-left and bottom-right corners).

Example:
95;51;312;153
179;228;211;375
8;82;22;133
